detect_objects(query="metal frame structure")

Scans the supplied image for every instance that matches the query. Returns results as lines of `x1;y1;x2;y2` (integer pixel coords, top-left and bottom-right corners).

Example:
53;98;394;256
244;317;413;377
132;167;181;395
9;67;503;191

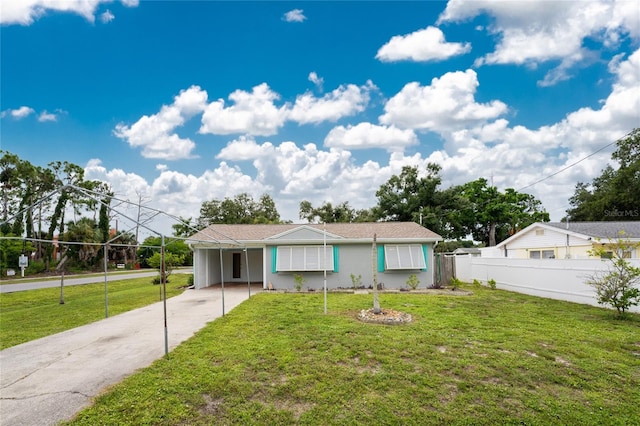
0;184;252;356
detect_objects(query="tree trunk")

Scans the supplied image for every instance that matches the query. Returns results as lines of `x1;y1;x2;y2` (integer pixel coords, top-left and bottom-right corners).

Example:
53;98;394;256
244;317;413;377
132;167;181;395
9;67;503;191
372;233;381;314
489;222;497;247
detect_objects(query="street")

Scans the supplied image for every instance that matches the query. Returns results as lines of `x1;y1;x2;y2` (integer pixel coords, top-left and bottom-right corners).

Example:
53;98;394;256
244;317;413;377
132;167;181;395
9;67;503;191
0;269;191;293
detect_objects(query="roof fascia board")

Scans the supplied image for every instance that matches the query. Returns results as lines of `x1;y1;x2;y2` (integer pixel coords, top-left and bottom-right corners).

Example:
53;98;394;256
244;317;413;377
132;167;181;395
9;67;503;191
495;222;592;248
266;225;343;240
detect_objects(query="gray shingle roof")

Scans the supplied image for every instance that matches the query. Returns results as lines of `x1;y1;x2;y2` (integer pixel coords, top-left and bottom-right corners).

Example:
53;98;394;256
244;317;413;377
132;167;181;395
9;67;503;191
188;222;441;243
545;221;640;239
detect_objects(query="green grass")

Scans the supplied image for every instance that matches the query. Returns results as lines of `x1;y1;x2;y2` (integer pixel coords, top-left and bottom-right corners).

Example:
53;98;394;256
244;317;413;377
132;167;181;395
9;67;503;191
65;284;640;425
0;275;188;349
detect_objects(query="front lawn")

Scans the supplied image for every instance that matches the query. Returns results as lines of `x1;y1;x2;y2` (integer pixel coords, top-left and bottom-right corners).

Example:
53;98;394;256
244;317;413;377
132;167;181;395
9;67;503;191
0;275;188;349
66;283;640;425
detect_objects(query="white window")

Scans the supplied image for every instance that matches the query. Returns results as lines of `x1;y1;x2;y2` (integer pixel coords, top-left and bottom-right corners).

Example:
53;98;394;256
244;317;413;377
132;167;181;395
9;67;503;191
276;246;334;271
384;244;426;270
530;250;554;259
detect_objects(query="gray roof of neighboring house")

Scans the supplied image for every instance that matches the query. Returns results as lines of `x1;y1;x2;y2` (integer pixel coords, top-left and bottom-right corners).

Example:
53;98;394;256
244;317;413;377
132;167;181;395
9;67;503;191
545;221;640;239
452;247;481;255
188;222;442;244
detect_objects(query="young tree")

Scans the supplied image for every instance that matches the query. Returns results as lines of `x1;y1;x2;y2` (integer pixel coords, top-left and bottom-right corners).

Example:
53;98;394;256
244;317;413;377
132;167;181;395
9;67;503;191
586;236;640;317
147;251;184;282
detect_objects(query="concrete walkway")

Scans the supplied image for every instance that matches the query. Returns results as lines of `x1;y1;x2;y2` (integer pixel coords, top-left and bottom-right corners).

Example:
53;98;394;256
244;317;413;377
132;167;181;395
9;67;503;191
0;285;257;426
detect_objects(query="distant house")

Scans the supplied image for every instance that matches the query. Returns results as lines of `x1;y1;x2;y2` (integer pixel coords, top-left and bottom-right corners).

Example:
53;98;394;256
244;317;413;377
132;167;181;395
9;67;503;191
452;247;481;257
482;221;640;259
186;222;442;290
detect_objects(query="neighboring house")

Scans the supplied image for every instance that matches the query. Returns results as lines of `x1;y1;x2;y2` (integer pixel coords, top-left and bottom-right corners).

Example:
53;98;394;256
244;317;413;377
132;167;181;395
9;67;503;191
482;221;640;259
186;222;442;290
452;247;481;257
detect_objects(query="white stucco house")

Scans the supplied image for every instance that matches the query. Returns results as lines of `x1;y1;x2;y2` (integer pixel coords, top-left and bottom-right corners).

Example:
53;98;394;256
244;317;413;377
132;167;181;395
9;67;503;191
482;221;640;259
186;222;442;290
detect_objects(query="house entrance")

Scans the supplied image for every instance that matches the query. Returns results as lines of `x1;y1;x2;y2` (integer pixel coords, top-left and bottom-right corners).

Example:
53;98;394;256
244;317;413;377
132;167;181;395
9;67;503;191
232;252;241;279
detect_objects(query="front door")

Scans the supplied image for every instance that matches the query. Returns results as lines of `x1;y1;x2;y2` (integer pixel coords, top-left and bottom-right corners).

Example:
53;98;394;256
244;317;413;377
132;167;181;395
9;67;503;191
232;252;241;279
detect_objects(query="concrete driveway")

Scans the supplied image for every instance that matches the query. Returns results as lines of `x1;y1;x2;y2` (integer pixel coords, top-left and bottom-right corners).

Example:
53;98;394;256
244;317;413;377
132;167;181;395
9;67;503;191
0;285;257;426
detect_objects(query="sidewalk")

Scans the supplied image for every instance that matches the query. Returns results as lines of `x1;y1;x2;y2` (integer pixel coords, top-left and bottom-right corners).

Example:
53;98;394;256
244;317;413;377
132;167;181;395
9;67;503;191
0;285;256;426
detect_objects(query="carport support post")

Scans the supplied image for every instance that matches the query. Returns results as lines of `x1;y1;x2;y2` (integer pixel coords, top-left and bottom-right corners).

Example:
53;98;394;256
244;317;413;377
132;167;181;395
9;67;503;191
104;243;109;318
59;271;65;304
244;248;251;297
162;236;169;357
323;222;327;314
219;247;225;316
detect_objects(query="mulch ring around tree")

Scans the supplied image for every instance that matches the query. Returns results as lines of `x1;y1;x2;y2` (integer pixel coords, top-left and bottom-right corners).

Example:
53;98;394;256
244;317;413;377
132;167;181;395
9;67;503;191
358;308;413;325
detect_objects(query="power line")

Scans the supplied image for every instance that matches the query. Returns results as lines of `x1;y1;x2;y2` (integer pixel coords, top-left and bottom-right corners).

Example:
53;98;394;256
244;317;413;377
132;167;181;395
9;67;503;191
516;130;632;192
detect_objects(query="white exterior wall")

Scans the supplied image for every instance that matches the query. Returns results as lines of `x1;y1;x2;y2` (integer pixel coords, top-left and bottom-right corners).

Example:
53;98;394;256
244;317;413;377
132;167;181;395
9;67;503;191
459;257;640;313
193;248;221;289
455;255;473;282
501;227;593;259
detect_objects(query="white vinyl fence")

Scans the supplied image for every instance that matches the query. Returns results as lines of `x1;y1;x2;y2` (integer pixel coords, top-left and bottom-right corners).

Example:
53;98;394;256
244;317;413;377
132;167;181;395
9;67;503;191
455;256;640;313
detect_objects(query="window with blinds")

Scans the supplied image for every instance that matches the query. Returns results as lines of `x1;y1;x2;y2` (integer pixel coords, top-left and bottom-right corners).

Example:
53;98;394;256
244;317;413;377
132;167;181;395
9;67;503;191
276;246;334;271
384;244;426;270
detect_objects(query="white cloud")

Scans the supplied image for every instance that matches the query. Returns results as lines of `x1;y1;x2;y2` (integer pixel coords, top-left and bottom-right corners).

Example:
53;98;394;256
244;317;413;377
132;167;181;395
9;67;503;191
1;0;138;25
376;26;471;62
308;72;324;91
422;47;640;220
438;0;639;85
217;135;272;161
114;85;208;160
1;106;35;119
37;110;57;122
289;81;375;125
99;9;114;23
199;83;288;136
324;123;418;152
89;47;639;230
283;9;306;23
379;69;508;132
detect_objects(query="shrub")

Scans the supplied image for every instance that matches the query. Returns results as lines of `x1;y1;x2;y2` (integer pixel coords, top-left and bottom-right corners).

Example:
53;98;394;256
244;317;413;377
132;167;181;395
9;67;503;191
488;279;497;290
450;277;463;287
587;236;640;317
152;276;170;285
473;279;482;287
293;273;306;292
25;260;46;275
406;274;420;290
350;273;362;289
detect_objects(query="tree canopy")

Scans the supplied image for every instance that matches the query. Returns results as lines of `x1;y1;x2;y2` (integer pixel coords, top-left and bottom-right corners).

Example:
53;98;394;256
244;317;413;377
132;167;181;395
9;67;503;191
372;166;548;245
0;152;114;273
566;129;640;221
458;179;549;246
299;200;376;223
197;193;282;227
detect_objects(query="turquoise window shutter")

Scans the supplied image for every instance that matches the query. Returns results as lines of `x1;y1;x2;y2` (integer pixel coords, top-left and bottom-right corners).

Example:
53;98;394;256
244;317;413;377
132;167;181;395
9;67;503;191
271;247;277;273
422;244;428;271
333;246;339;272
377;246;385;272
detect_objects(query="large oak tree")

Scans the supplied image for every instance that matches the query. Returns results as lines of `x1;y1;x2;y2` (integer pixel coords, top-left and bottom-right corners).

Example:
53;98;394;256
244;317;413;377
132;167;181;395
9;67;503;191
566;129;640;222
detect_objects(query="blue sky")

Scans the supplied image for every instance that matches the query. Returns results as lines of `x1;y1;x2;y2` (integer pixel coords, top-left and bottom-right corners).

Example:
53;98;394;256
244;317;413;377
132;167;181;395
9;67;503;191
1;1;639;237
